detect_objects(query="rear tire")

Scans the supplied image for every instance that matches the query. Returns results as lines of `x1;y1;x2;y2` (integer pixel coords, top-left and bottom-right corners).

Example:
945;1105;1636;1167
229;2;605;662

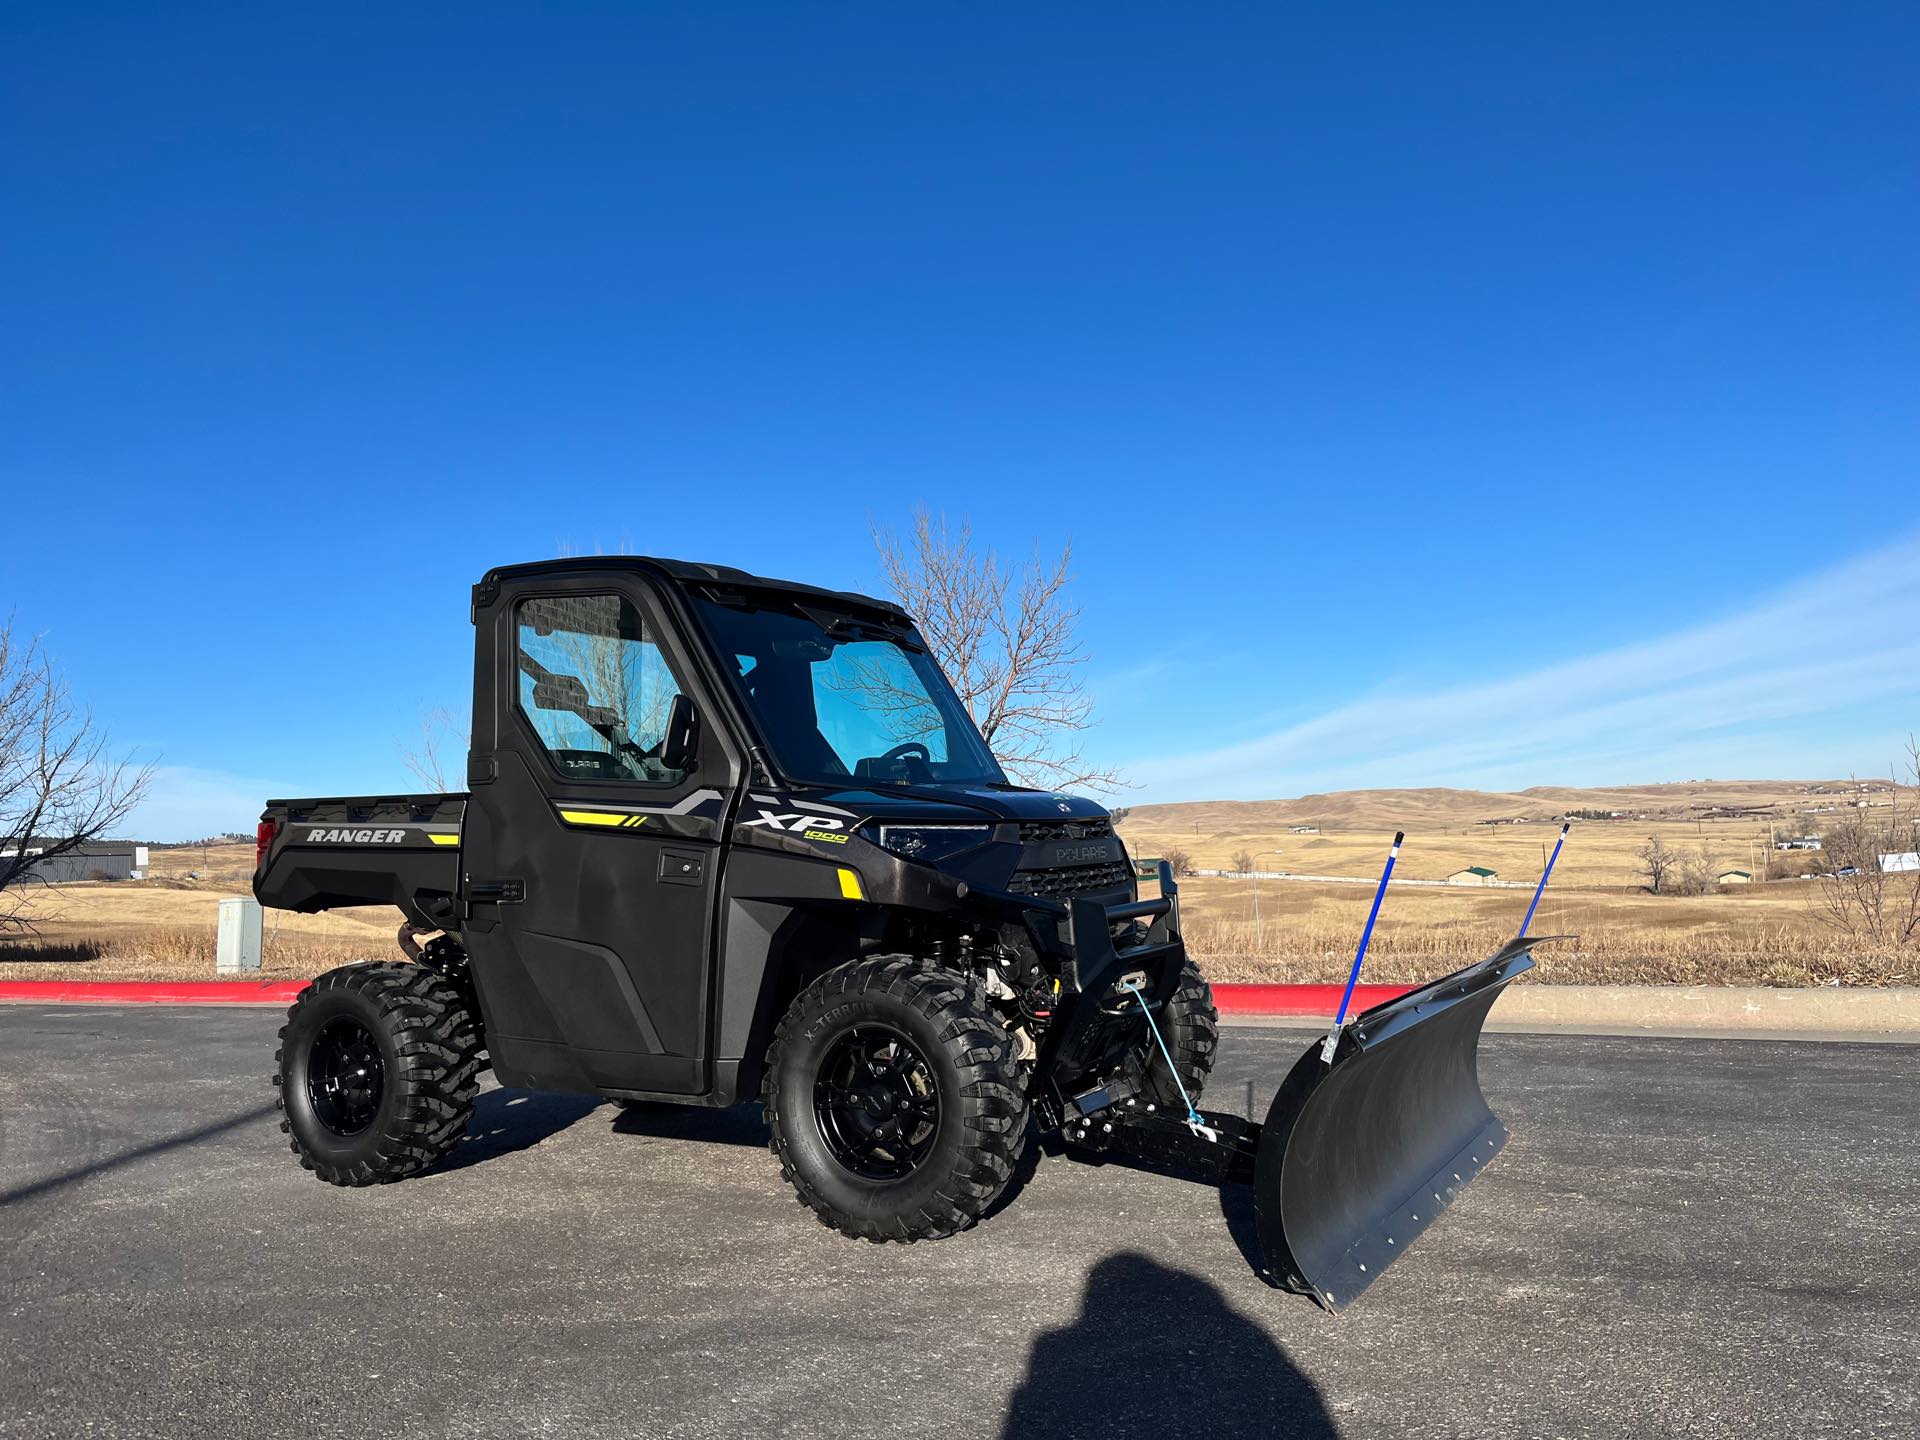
273;962;484;1186
1143;958;1218;1109
764;954;1028;1243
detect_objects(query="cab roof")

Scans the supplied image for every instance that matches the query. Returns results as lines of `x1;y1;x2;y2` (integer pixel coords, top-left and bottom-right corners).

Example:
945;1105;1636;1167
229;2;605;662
474;555;908;621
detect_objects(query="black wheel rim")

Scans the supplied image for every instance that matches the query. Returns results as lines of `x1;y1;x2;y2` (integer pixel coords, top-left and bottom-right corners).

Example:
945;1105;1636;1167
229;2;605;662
813;1024;941;1181
307;1016;386;1137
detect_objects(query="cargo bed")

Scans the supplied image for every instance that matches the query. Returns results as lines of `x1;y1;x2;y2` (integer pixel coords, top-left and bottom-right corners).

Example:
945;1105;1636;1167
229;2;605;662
254;793;466;931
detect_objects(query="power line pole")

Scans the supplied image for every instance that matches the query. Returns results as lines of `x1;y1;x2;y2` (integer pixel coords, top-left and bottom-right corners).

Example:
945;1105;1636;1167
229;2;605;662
1252;867;1260;950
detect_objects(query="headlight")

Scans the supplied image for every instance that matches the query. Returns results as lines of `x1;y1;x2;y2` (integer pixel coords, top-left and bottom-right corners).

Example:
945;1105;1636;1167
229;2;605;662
875;824;993;863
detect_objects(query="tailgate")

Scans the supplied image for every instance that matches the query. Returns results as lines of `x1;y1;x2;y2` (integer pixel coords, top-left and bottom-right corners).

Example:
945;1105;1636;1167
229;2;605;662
254;794;465;929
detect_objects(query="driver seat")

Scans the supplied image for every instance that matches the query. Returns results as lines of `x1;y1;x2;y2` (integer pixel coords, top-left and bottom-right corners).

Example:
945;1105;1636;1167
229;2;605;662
743;660;847;778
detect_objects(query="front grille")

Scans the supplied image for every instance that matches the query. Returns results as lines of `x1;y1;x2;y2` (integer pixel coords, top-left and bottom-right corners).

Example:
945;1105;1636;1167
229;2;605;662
1007;859;1134;900
1018;818;1114;844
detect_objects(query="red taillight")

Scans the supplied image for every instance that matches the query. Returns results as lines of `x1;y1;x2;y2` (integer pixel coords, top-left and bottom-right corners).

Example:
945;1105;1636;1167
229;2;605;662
255;820;277;872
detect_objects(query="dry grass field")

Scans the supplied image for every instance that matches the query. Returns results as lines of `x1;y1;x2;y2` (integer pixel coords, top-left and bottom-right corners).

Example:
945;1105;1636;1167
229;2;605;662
1118;779;1898;886
1;779;1914;986
1165;877;1913;987
1121;778;1918;987
0;843;383;981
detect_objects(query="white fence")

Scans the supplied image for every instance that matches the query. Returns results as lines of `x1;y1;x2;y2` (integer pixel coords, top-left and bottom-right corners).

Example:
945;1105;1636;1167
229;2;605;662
1188;868;1531;889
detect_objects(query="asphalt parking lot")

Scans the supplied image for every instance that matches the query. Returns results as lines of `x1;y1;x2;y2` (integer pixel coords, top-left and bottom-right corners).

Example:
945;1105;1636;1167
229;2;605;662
2;1006;1915;1439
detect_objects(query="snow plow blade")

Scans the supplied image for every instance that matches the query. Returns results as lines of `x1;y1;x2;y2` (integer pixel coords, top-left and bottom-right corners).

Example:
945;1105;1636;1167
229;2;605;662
1252;938;1544;1310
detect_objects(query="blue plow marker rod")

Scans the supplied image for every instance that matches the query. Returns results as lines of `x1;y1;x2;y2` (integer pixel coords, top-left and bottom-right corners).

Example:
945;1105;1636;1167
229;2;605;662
1331;830;1404;1032
1517;822;1571;940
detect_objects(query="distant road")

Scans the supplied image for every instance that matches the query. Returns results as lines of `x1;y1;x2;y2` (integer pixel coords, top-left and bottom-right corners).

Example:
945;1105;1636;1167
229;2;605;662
1194;868;1534;888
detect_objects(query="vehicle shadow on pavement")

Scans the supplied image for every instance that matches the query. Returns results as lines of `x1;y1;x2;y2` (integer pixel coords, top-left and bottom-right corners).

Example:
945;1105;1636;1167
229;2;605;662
980;1126;1047;1224
1001;1252;1336;1439
1041;1135;1270;1279
427;1088;604;1175
0;1102;278;1208
1219;1180;1269;1276
608;1099;770;1148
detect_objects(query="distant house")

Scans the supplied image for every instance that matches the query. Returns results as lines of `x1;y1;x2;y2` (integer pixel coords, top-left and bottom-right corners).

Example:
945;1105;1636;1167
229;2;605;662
1880;852;1920;874
1776;836;1823;851
1447;866;1498;886
1288;824;1319;834
0;840;147;883
1717;870;1753;885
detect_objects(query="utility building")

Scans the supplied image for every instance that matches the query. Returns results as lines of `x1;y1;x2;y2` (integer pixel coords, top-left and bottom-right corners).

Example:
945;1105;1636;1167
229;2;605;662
0;840;147;883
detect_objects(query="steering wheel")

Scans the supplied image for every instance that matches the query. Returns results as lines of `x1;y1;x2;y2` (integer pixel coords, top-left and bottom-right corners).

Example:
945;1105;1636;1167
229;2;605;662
875;742;932;768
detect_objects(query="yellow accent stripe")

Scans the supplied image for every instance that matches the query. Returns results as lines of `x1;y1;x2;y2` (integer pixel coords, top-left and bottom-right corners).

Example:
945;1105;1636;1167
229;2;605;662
427;833;461;846
558;809;646;828
836;868;865;901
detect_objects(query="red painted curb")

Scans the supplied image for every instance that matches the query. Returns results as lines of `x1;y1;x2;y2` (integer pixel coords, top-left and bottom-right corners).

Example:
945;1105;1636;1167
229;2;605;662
0;980;307;1005
0;977;1404;1016
1212;982;1415;1017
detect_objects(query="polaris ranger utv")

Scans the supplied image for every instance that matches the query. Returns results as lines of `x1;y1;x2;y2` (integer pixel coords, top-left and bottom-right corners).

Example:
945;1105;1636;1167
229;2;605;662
256;556;1536;1307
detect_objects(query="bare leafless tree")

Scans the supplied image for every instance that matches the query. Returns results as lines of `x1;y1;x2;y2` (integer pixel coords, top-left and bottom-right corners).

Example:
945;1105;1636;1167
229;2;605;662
0;618;154;932
401;706;469;792
1232;848;1255;875
1635;834;1675;894
1162;845;1193;877
1671;844;1719;897
873;509;1122;794
1809;739;1920;947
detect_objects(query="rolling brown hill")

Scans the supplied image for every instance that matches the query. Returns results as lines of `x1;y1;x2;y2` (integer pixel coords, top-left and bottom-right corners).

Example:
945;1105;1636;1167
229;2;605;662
1124;778;1895;835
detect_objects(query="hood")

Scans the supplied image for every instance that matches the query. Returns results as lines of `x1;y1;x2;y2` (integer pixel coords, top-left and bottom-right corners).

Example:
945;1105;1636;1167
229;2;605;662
785;781;1110;826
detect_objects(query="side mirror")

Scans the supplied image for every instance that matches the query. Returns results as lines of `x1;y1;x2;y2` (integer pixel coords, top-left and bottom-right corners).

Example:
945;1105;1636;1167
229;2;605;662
660;693;698;773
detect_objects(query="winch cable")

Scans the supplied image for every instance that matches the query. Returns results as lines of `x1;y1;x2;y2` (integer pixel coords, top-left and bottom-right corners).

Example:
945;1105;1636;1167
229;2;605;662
1321;830;1403;1064
1122;977;1206;1132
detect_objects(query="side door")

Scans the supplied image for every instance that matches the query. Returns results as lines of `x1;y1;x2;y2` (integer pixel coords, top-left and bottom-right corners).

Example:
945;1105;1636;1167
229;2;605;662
461;573;739;1098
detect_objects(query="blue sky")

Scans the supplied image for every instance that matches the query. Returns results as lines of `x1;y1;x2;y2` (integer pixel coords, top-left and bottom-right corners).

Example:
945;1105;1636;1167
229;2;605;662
4;4;1917;838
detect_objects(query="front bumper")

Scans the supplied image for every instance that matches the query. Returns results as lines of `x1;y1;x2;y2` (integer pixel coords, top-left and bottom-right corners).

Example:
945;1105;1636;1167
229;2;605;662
1013;861;1190;1129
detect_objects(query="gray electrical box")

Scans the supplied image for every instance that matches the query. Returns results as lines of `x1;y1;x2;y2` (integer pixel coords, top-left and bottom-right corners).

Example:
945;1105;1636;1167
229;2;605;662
217;897;264;973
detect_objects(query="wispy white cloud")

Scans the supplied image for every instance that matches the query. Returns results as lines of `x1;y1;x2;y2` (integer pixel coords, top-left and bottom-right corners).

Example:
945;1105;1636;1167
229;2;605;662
122;765;306;842
1090;636;1249;697
1127;534;1920;801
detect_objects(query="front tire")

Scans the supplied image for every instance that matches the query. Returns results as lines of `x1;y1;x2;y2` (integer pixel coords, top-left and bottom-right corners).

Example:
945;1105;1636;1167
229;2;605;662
764;955;1028;1243
273;962;484;1186
1142;958;1219;1110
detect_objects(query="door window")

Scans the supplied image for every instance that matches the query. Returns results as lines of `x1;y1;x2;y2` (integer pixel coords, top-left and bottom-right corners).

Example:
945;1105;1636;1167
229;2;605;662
515;594;688;785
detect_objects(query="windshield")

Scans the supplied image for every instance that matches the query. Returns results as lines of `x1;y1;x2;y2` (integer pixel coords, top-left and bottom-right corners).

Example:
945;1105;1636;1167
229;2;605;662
692;593;1007;787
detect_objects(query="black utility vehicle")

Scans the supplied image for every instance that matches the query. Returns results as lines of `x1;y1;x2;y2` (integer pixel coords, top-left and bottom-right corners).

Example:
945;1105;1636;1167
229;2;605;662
256;557;1533;1307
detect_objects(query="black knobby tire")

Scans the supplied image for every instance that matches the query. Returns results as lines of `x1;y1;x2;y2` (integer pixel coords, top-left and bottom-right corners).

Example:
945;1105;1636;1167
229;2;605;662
1142;958;1219;1110
764;954;1028;1243
273;961;484;1186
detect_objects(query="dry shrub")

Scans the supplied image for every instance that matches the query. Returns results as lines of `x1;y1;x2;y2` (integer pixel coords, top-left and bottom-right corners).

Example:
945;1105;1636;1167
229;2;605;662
0;926;375;982
1183;916;1917;987
0;936;107;965
6;909;1917;990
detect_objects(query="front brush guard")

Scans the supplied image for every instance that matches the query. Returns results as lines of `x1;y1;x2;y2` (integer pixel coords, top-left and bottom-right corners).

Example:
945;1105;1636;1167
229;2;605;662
1022;864;1191;1131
